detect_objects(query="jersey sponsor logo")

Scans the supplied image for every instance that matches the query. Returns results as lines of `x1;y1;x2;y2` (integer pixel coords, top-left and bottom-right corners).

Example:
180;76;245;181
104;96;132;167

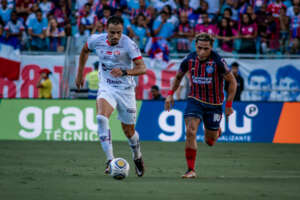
106;51;112;55
114;50;120;56
206;64;214;74
127;108;136;113
107;78;122;84
192;76;212;84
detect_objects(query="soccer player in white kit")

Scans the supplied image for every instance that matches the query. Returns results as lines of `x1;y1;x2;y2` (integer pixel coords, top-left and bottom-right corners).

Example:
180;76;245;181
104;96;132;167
75;16;146;177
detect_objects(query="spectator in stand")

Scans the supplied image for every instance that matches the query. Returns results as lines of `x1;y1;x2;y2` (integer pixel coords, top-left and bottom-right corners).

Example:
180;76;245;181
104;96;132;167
97;5;111;29
74;23;88;51
50;0;70;27
236;0;250;17
28;9;48;50
25;3;40;27
174;11;194;52
92;20;105;34
279;6;290;53
129;0;150;22
266;13;280;53
75;0;89;13
177;0;193;18
252;0;269;12
4;11;24;49
0;0;12;24
246;5;257;22
78;3;97;36
193;0;210;25
216;17;237;52
46;18;65;52
152;10;175;41
151;85;164;100
161;5;179;27
16;0;33;21
94;0;109;19
287;0;300;17
289;5;300;52
194;13;217;36
0;17;5;43
255;3;268;53
39;0;55;17
132;13;151;52
267;0;287;18
151;0;177;12
114;7;133;36
0;0;14;9
238;13;257;54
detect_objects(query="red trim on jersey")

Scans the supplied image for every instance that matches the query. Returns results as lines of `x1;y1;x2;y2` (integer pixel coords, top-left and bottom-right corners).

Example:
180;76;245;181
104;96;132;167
188;59;194;97
133;56;142;61
85;42;89;50
208;58;214;103
200;61;206;101
215;63;220;104
194;57;200;99
106;39;111;46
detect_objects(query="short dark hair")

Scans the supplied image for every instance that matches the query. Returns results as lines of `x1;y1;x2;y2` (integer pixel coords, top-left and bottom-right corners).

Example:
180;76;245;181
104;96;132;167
93;61;99;70
151;85;159;91
195;33;214;45
231;62;239;68
107;15;124;26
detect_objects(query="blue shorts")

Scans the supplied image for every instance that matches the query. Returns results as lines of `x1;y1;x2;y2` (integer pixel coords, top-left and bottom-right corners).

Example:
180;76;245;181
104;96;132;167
184;98;223;131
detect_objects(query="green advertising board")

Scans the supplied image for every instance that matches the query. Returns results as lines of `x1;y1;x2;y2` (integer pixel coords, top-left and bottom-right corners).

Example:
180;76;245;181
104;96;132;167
0;99;142;141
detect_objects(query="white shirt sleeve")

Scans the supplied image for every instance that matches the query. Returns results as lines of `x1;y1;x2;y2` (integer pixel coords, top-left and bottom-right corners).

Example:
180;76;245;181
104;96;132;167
86;34;98;51
126;37;142;60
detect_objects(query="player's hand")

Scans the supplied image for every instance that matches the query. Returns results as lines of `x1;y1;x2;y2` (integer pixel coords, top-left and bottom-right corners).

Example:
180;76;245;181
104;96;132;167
75;74;84;89
110;68;122;77
164;95;174;111
225;107;234;121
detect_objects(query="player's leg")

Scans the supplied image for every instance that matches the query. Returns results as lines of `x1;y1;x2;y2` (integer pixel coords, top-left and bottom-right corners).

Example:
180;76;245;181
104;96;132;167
203;110;222;146
96;96;116;174
182;116;201;178
121;123;144;177
116;92;144;177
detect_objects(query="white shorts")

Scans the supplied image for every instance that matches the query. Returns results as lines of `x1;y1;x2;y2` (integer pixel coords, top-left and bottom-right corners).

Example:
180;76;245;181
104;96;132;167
97;88;136;124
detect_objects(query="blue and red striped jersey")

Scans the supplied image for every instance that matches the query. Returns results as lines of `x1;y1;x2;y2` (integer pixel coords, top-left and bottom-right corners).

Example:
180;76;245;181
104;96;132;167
179;51;230;105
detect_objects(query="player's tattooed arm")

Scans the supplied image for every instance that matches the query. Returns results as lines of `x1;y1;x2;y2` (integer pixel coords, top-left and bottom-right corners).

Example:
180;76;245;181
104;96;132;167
164;71;186;111
171;71;186;93
128;58;147;76
111;58;147;77
76;44;90;89
224;72;237;118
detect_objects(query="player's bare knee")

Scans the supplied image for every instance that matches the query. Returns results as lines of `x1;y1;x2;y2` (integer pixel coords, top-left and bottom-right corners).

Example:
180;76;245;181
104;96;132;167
122;125;135;138
186;129;197;140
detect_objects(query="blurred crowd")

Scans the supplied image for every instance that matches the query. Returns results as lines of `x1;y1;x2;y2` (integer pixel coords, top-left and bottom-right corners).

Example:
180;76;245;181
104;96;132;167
0;0;300;54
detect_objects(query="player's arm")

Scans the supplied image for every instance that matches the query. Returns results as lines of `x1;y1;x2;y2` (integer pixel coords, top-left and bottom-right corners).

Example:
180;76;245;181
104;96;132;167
224;72;237;118
164;71;186;111
127;58;147;76
110;57;146;77
76;44;90;89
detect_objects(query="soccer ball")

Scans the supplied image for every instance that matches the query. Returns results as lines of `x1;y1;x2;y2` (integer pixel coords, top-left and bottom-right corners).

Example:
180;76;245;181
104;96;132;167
109;158;130;180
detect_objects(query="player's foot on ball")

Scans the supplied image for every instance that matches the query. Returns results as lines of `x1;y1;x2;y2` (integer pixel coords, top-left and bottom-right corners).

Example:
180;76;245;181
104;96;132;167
181;169;197;179
134;157;145;177
104;160;111;174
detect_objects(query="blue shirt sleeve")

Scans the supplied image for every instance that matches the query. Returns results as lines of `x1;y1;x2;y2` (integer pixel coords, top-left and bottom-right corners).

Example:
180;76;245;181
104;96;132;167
179;56;190;73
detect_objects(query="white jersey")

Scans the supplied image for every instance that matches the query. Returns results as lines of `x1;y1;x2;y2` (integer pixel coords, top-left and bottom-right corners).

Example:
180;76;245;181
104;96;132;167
87;33;142;93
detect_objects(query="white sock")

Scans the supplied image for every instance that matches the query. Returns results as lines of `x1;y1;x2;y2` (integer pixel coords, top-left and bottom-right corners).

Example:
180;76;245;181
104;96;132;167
97;115;114;161
128;131;142;160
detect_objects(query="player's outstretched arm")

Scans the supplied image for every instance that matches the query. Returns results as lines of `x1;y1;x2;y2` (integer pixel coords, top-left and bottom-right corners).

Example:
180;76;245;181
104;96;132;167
76;44;90;89
110;58;146;77
164;71;185;111
224;72;237;118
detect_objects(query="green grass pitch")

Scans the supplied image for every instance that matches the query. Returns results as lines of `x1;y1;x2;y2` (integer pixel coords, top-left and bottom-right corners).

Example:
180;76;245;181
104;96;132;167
0;141;300;200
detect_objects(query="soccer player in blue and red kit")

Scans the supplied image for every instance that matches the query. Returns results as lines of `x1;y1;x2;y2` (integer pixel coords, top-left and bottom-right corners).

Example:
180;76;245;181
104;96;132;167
164;33;237;178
